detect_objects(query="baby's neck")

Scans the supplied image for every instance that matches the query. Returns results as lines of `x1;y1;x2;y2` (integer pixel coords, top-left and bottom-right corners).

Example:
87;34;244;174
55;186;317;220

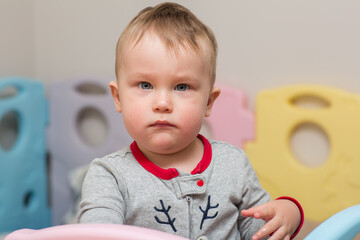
141;137;204;174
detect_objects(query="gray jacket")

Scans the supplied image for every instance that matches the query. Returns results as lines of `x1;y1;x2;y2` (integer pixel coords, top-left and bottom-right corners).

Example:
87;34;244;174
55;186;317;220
78;137;270;240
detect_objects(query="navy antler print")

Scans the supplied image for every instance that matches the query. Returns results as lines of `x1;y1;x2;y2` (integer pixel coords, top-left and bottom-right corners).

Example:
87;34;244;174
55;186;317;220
154;200;177;232
199;195;219;229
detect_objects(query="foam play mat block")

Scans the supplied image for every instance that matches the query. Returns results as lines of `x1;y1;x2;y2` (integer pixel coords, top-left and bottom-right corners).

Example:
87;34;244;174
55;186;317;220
47;78;132;225
245;85;360;222
206;83;254;149
0;77;51;232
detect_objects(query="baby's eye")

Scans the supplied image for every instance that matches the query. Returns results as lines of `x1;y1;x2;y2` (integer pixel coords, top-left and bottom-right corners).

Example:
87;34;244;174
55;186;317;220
175;84;189;91
138;82;153;90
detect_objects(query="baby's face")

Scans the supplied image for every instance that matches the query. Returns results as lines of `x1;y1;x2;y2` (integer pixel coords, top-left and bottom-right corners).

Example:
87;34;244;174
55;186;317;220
112;31;218;156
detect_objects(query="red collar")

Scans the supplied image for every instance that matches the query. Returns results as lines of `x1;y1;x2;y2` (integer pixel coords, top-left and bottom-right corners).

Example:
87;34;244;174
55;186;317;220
130;134;212;180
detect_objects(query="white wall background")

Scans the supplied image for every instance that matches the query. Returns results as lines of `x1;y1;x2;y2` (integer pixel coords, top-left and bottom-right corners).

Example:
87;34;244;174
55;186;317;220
1;0;360;109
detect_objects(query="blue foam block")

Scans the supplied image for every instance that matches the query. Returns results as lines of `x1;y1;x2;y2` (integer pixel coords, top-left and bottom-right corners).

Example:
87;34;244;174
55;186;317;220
0;77;51;232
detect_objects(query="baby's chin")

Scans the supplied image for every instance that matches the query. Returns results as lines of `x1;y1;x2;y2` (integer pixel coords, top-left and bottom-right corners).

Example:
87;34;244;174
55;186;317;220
145;138;193;155
147;142;185;155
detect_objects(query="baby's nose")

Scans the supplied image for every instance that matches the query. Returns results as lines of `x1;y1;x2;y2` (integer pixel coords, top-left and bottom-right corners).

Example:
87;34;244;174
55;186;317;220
153;91;172;112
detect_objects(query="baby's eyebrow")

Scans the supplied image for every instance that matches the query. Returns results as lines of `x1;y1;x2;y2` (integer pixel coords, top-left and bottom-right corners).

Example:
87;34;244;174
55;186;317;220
128;72;156;80
173;74;200;82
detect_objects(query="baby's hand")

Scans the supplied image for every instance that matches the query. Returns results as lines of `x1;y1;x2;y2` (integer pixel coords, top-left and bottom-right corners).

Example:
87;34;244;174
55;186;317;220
241;199;301;240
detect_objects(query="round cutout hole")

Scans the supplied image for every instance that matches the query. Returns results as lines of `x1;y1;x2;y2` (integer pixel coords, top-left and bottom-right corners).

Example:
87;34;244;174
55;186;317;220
290;95;330;109
0;111;20;151
46;151;52;207
77;107;109;147
23;191;35;208
290;122;330;167
75;82;107;95
0;86;18;99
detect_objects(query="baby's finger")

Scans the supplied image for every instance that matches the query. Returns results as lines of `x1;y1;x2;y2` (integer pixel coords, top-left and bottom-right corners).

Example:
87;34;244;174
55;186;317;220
252;205;275;222
241;205;263;218
252;219;280;240
253;218;286;239
267;227;290;240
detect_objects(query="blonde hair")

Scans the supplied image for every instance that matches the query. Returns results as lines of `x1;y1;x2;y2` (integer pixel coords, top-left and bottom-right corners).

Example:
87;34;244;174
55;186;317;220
115;2;218;85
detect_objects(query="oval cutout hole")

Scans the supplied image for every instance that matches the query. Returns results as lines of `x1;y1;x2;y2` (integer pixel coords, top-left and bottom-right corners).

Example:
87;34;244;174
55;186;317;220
75;82;107;95
290;95;330;109
76;107;109;147
0;86;18;99
0;111;19;151
23;190;35;208
290;122;330;167
46;151;52;207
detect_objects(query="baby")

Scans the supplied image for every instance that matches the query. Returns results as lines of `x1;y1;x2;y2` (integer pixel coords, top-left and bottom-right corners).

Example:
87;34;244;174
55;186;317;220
78;2;303;240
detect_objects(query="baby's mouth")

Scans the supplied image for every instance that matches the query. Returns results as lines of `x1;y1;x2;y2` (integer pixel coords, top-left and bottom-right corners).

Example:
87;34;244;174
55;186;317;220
150;120;175;127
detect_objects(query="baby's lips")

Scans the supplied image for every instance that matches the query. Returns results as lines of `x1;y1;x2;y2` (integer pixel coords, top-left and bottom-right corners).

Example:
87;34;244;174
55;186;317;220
150;120;175;127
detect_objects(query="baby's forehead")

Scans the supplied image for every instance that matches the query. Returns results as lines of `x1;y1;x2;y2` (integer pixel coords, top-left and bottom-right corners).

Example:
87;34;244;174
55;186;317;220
124;30;211;61
117;30;215;84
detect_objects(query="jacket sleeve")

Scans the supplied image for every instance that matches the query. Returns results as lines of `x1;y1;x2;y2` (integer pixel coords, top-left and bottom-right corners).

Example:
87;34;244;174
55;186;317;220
78;158;127;224
237;152;270;240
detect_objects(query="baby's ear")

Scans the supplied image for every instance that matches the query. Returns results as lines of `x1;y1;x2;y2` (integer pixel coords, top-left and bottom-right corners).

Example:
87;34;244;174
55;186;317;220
109;81;122;113
205;86;221;117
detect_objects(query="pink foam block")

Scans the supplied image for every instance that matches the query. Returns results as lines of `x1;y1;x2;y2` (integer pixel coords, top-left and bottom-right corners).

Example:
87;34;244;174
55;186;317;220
206;83;254;149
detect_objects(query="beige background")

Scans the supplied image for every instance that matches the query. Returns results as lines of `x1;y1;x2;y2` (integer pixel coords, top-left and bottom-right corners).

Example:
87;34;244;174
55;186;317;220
1;0;360;238
1;0;360;109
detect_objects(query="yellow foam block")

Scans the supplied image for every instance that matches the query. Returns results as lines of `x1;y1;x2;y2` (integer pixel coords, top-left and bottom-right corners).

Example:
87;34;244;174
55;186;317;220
244;85;360;222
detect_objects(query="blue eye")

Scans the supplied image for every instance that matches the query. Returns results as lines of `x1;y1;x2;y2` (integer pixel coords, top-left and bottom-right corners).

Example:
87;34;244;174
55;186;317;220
139;82;152;90
175;84;188;91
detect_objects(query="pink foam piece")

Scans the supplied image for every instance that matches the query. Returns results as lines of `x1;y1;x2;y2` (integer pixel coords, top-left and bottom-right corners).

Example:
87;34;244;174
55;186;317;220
4;224;188;240
206;83;254;149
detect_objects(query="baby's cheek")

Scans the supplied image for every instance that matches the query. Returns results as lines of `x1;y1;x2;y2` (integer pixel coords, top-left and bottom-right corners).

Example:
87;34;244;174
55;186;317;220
122;111;143;136
180;111;204;132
